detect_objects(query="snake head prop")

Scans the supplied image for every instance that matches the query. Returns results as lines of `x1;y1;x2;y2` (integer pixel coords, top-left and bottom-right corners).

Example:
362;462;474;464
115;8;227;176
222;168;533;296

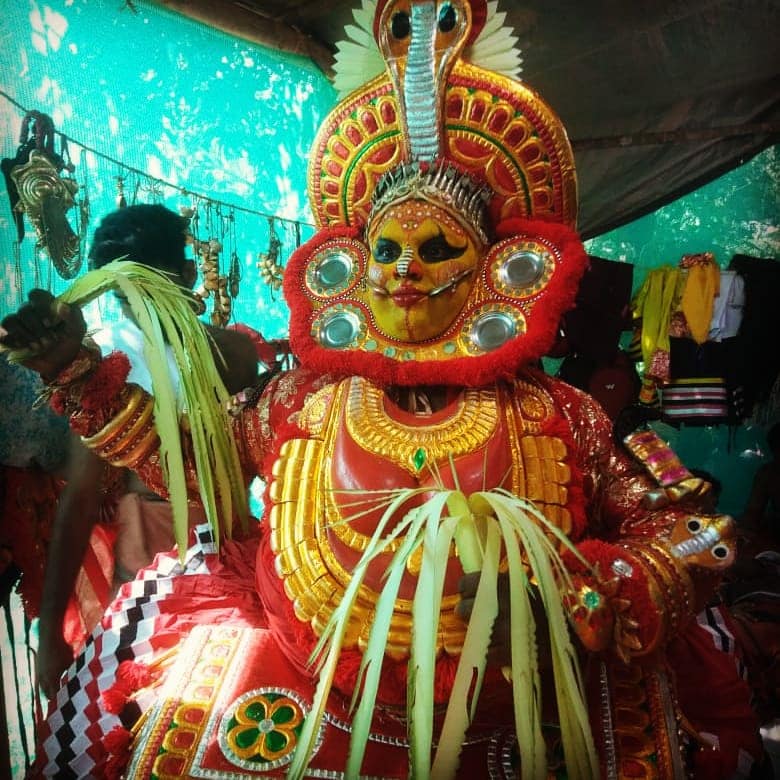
668;512;736;570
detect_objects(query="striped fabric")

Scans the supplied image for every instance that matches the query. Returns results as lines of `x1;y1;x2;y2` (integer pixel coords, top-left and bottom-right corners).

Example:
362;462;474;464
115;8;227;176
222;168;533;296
661;377;728;424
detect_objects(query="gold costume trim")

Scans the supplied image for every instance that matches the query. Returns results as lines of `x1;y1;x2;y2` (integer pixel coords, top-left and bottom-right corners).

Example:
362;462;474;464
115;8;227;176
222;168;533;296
505;379;571;534
628;541;694;648
271;378;574;661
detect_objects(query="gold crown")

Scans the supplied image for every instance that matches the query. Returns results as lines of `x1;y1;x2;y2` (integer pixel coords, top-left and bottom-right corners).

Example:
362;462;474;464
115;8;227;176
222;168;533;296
367;162;493;246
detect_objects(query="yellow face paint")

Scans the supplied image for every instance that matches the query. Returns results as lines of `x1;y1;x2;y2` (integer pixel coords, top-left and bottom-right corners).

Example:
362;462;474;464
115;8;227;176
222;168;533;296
366;199;480;342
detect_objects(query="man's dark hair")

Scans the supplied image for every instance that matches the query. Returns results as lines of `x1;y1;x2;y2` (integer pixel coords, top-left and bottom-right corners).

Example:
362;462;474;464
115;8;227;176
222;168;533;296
88;204;188;274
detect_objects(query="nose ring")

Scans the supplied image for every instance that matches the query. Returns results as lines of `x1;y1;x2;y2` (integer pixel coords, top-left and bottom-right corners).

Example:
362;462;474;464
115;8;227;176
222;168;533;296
396;245;413;277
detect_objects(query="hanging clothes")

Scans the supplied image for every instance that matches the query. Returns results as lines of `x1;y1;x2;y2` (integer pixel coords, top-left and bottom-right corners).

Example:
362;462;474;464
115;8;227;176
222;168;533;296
631;265;682;383
662;338;729;426
708;270;745;342
678;252;720;344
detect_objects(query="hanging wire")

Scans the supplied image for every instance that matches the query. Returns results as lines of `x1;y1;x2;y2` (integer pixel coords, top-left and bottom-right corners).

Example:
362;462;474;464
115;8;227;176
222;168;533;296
0;89;314;232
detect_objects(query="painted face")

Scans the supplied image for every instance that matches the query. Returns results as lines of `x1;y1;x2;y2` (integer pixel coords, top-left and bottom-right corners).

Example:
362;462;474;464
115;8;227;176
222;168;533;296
366;199;480;342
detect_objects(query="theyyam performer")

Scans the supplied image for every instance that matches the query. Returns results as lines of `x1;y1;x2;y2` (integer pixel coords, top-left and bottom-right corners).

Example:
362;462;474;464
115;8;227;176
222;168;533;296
0;0;762;777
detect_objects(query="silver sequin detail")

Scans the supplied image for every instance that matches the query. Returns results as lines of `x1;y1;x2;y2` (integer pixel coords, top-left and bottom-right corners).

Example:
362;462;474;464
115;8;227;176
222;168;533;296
611;558;633;578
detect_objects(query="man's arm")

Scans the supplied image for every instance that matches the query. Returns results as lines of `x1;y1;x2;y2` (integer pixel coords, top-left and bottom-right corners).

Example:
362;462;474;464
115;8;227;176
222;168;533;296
36;434;112;698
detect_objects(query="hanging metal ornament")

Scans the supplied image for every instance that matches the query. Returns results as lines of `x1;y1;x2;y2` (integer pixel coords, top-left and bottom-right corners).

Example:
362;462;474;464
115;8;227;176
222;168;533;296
131;175;142;206
142;176;164;202
227;208;241;300
228;250;241;300
7;112;82;279
257;216;283;291
193;236;232;326
76;147;91;260
115;175;127;209
181;202;205;315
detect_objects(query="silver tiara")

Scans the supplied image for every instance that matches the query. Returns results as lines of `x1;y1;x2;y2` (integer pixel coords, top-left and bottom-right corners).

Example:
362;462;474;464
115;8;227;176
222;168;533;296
367;163;493;246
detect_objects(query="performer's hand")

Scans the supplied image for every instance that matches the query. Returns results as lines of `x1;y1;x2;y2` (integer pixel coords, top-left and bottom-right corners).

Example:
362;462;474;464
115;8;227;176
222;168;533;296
456;572;552;670
36;630;74;700
0;289;86;381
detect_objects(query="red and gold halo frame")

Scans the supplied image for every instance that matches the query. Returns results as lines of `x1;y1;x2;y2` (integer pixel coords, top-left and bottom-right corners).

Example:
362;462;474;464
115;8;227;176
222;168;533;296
308;60;578;231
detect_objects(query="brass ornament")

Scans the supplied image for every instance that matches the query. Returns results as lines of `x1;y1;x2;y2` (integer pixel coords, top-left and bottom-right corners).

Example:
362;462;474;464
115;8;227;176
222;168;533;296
193;237;232;327
345;376;498;475
258;217;284;290
308;60;578;231
11;149;81;278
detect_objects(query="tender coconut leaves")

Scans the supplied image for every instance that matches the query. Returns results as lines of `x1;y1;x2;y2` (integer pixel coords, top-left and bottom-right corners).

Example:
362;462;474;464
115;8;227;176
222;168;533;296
58;260;247;556
471;491;598;780
289;483;597;780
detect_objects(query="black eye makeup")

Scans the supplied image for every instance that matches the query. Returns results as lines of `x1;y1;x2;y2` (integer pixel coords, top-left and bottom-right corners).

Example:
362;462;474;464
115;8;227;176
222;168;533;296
373;237;402;264
438;2;457;33
419;232;467;263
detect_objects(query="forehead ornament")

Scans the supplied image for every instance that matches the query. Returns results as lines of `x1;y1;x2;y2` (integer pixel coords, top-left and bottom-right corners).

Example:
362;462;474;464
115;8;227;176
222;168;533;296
368;162;493;248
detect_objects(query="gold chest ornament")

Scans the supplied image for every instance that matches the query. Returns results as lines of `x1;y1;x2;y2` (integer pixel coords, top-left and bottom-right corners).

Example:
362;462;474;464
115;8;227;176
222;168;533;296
268;376;572;660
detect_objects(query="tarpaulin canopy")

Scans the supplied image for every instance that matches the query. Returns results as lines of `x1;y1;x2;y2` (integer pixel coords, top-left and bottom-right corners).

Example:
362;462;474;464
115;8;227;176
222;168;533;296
157;0;780;238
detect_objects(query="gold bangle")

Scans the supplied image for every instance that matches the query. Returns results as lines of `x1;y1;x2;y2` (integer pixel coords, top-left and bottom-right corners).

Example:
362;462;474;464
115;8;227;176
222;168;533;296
112;426;159;469
99;395;155;459
81;385;148;450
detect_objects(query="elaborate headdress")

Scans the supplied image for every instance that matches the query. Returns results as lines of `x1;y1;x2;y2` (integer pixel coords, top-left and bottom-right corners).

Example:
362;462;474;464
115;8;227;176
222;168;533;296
285;0;587;385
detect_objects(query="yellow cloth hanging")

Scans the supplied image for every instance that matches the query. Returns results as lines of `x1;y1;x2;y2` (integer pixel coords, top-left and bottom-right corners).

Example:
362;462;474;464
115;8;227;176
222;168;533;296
679;254;720;344
631;266;680;381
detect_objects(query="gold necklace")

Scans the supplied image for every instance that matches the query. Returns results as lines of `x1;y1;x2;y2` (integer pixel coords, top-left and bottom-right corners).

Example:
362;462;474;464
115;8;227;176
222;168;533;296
345;377;498;475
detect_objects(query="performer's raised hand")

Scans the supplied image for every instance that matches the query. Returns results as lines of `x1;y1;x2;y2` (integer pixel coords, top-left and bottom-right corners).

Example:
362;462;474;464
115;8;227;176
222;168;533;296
0;289;86;381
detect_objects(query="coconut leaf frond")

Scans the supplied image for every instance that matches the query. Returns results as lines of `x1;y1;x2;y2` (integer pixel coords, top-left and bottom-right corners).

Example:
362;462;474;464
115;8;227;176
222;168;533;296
58;260;247;557
285;476;596;780
289;486;434;780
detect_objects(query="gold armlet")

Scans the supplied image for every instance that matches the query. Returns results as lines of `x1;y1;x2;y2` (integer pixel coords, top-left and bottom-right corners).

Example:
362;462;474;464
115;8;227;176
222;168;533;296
623;429;709;509
81;386;158;469
630;542;695;646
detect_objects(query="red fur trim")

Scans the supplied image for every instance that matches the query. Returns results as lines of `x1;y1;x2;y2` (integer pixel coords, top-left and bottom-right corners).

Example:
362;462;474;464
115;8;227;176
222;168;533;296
101;684;131;714
115;660;154;690
80;351;131;411
103;726;133;780
103;755;128;780
49;391;67;415
285;220;588;386
103;725;133;753
568;539;661;649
